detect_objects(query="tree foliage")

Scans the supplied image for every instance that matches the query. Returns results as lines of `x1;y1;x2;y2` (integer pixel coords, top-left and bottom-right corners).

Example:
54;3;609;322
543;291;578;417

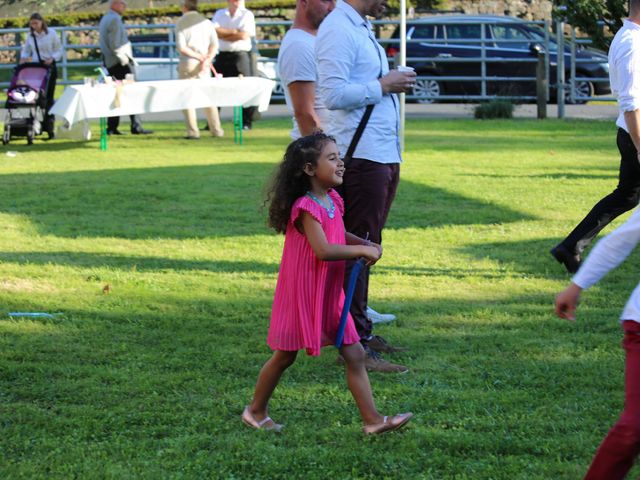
553;0;627;49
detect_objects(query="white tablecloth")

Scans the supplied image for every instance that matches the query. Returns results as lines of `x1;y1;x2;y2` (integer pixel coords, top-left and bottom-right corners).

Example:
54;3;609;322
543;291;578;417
50;76;275;126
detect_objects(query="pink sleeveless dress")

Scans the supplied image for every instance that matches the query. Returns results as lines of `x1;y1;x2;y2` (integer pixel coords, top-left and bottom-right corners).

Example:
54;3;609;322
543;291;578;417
267;189;360;356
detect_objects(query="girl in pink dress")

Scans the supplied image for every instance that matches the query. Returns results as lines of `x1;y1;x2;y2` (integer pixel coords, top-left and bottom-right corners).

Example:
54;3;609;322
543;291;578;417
242;133;413;435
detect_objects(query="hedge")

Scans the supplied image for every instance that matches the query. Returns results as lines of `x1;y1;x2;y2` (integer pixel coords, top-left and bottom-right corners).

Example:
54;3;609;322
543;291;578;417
0;0;296;29
0;0;414;29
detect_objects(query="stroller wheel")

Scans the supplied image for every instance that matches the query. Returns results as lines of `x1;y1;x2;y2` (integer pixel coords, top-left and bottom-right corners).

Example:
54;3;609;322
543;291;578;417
2;127;9;145
27;128;34;145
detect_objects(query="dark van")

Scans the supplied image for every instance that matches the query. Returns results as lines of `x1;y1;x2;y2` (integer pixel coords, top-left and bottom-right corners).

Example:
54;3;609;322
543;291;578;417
387;15;611;104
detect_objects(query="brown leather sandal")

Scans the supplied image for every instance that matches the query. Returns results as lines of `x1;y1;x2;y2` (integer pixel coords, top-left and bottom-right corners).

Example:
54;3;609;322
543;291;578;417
241;406;283;432
363;412;413;435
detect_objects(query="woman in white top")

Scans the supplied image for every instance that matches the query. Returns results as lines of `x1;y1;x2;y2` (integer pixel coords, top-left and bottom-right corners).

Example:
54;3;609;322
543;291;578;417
19;13;62;138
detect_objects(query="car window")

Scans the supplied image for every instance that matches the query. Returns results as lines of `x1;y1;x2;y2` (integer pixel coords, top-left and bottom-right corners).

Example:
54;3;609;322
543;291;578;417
527;26;559;52
445;24;483;46
410;25;435;41
491;25;530;50
132;45;158;58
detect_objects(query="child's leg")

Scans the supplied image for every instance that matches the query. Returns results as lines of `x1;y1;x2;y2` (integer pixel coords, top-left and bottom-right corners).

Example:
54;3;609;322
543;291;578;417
248;350;298;421
585;321;640;480
340;342;384;425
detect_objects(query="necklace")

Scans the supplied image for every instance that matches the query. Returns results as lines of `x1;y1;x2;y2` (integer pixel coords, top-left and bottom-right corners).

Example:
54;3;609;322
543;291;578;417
306;191;335;219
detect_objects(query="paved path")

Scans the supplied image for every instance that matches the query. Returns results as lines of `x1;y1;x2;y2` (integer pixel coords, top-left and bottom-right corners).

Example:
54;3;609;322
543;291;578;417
49;102;616;143
144;102;618;123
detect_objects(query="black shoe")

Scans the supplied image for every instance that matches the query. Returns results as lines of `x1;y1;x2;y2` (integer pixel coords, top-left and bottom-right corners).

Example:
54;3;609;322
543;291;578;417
107;129;123;135
131;128;153;135
550;244;581;274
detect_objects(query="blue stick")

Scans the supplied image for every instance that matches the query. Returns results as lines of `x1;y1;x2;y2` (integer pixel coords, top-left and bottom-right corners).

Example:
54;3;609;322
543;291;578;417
335;258;365;348
8;312;61;319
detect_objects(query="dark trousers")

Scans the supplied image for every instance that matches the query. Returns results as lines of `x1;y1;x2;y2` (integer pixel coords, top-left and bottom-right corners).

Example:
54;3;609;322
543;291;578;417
106;63;142;133
339;158;400;342
43;63;57;135
561;129;640;255
584;321;640;480
214;51;256;128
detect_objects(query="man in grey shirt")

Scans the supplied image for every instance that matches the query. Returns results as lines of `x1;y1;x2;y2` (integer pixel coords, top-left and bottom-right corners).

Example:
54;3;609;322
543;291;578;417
99;0;152;135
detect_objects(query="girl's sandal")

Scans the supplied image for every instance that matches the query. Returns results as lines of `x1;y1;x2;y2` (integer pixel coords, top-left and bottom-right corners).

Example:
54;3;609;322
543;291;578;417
363;412;413;435
241;406;283;432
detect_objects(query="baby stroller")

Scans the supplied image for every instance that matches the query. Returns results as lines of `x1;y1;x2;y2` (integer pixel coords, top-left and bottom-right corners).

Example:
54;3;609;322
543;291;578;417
2;62;54;145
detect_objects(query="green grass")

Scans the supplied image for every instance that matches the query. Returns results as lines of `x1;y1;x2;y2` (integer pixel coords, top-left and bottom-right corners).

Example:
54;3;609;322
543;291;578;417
0;118;635;479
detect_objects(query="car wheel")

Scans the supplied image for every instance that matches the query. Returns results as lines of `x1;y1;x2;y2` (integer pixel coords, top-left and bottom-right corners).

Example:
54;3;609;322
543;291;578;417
565;79;594;105
412;78;442;104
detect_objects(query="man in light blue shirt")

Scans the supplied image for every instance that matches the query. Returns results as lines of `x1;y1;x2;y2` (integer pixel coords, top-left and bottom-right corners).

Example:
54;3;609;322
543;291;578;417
316;0;415;373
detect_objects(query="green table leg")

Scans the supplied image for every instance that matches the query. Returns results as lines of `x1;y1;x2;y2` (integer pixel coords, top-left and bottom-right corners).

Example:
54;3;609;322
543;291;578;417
100;117;107;151
233;106;243;145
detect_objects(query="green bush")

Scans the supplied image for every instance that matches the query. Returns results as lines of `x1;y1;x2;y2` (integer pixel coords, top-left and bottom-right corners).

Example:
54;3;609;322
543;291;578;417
0;0;418;29
0;0;298;29
474;100;515;120
553;0;626;50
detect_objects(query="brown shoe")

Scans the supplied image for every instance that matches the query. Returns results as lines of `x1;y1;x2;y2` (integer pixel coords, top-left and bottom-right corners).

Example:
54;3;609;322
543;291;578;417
364;347;409;373
363;412;413;435
367;335;407;353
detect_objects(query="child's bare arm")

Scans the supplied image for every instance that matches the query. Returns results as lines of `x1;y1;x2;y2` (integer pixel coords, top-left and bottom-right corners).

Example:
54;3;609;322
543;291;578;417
346;232;382;257
300;213;380;263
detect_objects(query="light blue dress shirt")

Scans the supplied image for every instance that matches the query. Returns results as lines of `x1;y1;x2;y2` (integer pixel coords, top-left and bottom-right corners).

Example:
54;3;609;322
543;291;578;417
609;20;640;132
316;0;401;164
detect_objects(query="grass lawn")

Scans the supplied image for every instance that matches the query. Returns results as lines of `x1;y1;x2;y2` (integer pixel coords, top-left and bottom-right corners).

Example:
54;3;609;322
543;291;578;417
0;117;636;479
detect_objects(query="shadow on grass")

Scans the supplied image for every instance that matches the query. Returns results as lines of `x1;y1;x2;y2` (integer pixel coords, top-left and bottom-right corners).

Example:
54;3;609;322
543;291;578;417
0;138;100;152
0;164;534;239
459;171;617;181
404;130;612;154
0;291;621;391
455;236;570;278
0;251;279;274
457;236;640;281
388;179;536;230
0;290;624;480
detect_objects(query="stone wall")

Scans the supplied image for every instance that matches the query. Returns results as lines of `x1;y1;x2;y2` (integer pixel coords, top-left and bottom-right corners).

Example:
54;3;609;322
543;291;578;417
0;2;554;64
440;0;553;20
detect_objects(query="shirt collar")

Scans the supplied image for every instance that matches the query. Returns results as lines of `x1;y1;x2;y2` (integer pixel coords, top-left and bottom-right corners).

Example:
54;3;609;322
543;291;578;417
336;0;368;28
624;19;640;31
226;7;246;19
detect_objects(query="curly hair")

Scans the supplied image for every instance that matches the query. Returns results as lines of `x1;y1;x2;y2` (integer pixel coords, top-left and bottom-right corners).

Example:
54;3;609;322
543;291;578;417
265;133;336;234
